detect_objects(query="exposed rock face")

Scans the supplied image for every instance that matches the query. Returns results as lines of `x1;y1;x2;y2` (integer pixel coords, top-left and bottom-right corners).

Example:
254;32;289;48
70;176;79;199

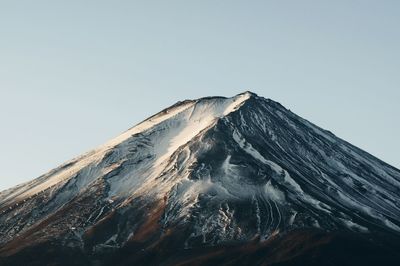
1;92;399;265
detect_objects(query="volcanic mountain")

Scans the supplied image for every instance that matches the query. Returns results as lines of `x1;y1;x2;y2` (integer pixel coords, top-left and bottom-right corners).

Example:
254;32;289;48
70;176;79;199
1;92;399;265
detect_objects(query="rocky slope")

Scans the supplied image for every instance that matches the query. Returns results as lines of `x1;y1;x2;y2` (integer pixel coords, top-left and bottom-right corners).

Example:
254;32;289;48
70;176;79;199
1;91;399;265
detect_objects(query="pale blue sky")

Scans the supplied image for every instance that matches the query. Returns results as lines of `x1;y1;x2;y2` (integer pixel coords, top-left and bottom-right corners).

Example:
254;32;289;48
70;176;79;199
1;1;399;191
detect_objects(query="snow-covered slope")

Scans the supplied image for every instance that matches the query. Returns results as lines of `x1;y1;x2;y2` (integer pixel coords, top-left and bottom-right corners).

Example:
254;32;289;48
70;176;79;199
1;91;400;265
0;93;250;204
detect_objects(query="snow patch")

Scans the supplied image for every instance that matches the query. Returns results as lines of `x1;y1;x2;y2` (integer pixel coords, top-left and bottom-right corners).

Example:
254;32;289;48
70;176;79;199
264;180;285;202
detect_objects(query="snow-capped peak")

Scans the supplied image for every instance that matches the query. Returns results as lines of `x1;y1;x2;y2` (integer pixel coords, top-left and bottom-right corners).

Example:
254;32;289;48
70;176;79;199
1;91;400;263
105;91;252;151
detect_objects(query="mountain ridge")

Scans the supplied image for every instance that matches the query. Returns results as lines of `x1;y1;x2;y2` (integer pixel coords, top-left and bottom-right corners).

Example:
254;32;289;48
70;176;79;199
1;91;399;265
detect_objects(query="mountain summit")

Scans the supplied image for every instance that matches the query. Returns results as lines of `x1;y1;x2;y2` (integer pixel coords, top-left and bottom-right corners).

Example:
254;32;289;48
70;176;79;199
1;92;400;265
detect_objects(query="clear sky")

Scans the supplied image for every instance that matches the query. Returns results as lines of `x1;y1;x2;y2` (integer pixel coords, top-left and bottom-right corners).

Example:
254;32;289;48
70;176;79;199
1;1;399;191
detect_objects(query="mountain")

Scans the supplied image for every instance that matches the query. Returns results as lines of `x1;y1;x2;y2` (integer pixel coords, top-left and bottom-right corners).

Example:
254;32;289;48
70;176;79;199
1;91;399;266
